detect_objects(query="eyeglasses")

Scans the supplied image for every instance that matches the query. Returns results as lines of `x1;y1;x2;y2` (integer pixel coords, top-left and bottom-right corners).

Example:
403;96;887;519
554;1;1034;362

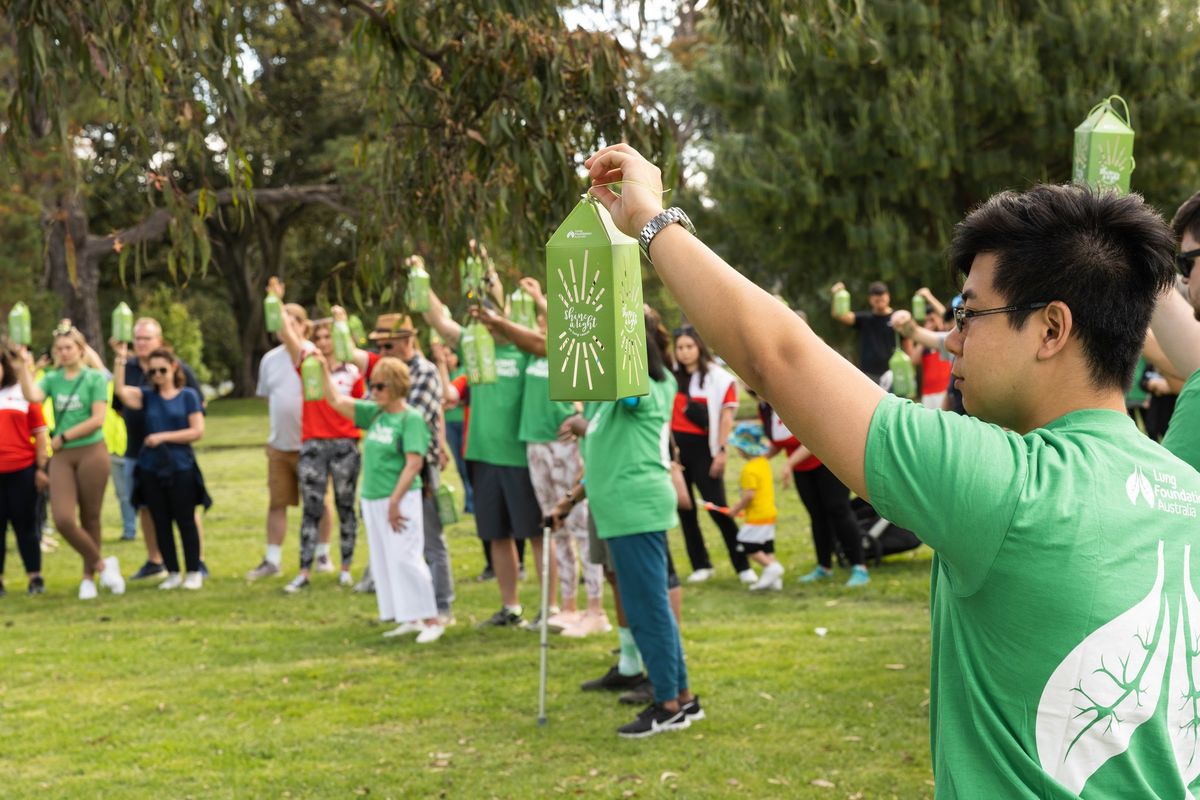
953;302;1049;334
147;367;170;376
369;382;388;392
1177;248;1200;279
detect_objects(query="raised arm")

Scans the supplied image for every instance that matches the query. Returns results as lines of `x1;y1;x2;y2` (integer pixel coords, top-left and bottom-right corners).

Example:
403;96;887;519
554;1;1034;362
1150;283;1200;379
918;287;947;320
268;277;305;365
518;277;549;316
330;304;372;373
315;351;356;420
10;346;45;404
112;342;143;409
470;305;547;357
586;144;883;498
423;286;463;349
891;310;947;355
430;342;461;408
830;282;856;326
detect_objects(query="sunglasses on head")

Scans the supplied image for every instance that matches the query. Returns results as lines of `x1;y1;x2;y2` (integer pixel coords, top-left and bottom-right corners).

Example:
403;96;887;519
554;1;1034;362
672;325;696;338
148;367;170;376
1177;248;1200;279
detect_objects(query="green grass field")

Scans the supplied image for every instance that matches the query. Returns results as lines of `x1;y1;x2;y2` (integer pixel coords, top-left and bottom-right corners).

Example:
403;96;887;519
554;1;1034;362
2;398;935;799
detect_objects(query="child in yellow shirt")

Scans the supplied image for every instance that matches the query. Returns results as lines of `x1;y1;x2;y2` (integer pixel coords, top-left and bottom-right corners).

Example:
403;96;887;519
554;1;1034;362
726;421;784;591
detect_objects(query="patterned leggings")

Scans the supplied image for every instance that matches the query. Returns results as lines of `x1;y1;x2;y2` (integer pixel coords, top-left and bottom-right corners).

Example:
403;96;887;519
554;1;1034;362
527;441;603;602
298;438;360;570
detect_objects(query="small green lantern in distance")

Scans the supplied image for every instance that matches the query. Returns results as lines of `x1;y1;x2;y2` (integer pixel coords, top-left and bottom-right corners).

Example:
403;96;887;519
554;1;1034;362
1073;95;1135;194
112;302;134;343
8;302;32;346
405;255;431;313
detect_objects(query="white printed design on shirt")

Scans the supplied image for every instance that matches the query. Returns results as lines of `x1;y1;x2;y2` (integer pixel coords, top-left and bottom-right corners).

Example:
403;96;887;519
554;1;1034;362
1035;540;1200;796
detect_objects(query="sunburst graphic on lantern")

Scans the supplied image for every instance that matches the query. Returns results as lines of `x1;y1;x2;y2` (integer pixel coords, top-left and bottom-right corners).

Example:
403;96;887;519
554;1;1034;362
618;279;643;385
1096;138;1130;189
555;250;607;390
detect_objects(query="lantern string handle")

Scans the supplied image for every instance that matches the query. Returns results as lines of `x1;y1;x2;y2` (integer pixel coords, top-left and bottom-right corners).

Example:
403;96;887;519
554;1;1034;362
1106;95;1131;125
584;180;673;199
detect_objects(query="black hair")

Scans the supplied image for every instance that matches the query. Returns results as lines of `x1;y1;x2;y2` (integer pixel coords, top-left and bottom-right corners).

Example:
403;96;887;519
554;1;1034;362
949;184;1176;391
644;309;667;383
867;281;888;296
0;348;15;389
1172;191;1200;242
672;326;714;389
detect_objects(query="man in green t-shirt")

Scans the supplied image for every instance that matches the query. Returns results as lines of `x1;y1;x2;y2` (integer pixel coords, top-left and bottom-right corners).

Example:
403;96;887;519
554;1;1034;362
424;283;552;628
583;142;1197;796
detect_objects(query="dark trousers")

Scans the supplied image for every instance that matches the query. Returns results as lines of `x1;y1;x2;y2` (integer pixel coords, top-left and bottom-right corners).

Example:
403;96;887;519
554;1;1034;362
608;531;688;703
794;465;864;569
140;468;202;574
0;466;41;575
675;432;749;573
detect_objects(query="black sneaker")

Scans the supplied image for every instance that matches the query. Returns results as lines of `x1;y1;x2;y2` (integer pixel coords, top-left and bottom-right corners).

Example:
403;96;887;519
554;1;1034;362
479;607;525;627
475;566;495;582
27;576;45;595
617;703;690;739
619;678;655;705
680;695;705;722
581;665;647;692
131;561;166;580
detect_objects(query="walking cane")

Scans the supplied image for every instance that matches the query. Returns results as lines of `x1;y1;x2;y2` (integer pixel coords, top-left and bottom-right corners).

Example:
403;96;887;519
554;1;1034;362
537;520;552;726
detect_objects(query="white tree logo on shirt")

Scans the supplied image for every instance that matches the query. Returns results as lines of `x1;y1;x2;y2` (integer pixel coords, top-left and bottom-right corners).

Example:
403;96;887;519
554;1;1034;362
555;249;606;391
1035;540;1200;795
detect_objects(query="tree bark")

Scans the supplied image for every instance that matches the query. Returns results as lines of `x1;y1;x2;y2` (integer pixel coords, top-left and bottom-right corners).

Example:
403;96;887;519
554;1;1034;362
43;191;104;352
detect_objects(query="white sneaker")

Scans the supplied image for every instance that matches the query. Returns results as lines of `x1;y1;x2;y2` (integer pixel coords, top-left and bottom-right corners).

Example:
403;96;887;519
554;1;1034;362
686;568;714;584
738;568;758;585
315;555;335;574
338;570;353;587
416;624;445;644
100;556;126;595
160;573;183;590
79;578;98;600
182;572;204;590
750;562;785;591
383;621;423;638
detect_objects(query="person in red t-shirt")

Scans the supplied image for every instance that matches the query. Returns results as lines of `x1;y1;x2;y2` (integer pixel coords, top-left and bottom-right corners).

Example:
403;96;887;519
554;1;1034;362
0;348;50;596
269;279;365;593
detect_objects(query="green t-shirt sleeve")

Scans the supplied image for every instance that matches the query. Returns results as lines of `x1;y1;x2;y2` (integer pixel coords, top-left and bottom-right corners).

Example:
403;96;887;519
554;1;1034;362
83;371;108;408
1163;369;1200;471
865;394;1026;593
404;411;431;456
352;399;379;430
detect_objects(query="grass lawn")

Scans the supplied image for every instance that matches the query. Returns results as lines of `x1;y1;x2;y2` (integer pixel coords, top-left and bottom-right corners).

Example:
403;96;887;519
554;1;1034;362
2;398;935;799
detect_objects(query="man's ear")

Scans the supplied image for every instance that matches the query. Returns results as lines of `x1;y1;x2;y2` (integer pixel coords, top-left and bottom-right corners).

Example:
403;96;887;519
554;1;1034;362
1036;301;1072;360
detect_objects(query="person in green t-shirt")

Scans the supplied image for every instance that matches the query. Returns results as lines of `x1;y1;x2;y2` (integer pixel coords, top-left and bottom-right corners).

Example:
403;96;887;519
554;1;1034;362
12;324;125;600
318;353;444;645
470;276;611;638
441;347;473;514
549;309;699;739
424;282;552;629
584;144;1197;794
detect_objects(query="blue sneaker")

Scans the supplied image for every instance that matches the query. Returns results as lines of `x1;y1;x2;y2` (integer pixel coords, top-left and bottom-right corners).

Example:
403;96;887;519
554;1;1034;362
798;566;833;584
845;565;870;588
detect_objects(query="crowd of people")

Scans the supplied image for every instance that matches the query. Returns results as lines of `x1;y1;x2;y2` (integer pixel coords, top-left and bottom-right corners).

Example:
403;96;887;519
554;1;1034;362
9;153;1200;763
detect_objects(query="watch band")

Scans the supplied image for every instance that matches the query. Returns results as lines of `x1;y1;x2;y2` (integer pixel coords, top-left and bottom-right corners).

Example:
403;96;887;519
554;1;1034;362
639;207;695;261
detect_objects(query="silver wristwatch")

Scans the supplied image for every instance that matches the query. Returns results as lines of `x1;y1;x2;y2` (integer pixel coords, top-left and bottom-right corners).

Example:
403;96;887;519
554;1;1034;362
639;207;695;261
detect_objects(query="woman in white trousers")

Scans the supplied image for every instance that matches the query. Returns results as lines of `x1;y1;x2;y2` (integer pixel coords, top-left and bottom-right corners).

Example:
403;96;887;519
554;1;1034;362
318;353;443;644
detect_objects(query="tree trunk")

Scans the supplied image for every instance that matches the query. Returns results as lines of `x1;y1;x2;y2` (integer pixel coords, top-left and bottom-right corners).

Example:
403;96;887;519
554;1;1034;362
43;191;104;352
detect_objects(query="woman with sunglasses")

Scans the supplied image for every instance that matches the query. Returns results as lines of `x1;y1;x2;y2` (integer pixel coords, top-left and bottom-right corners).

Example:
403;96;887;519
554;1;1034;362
267;279;365;593
113;345;208;589
319;353;443;643
12;324;124;599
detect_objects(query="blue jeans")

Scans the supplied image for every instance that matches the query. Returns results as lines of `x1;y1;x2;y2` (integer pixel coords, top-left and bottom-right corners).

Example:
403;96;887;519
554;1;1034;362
607;531;688;703
110;454;138;539
445;420;473;513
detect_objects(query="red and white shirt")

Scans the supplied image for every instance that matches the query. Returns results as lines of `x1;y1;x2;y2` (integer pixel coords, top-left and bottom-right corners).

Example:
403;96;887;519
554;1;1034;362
0;384;47;472
297;344;364;441
760;403;820;473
